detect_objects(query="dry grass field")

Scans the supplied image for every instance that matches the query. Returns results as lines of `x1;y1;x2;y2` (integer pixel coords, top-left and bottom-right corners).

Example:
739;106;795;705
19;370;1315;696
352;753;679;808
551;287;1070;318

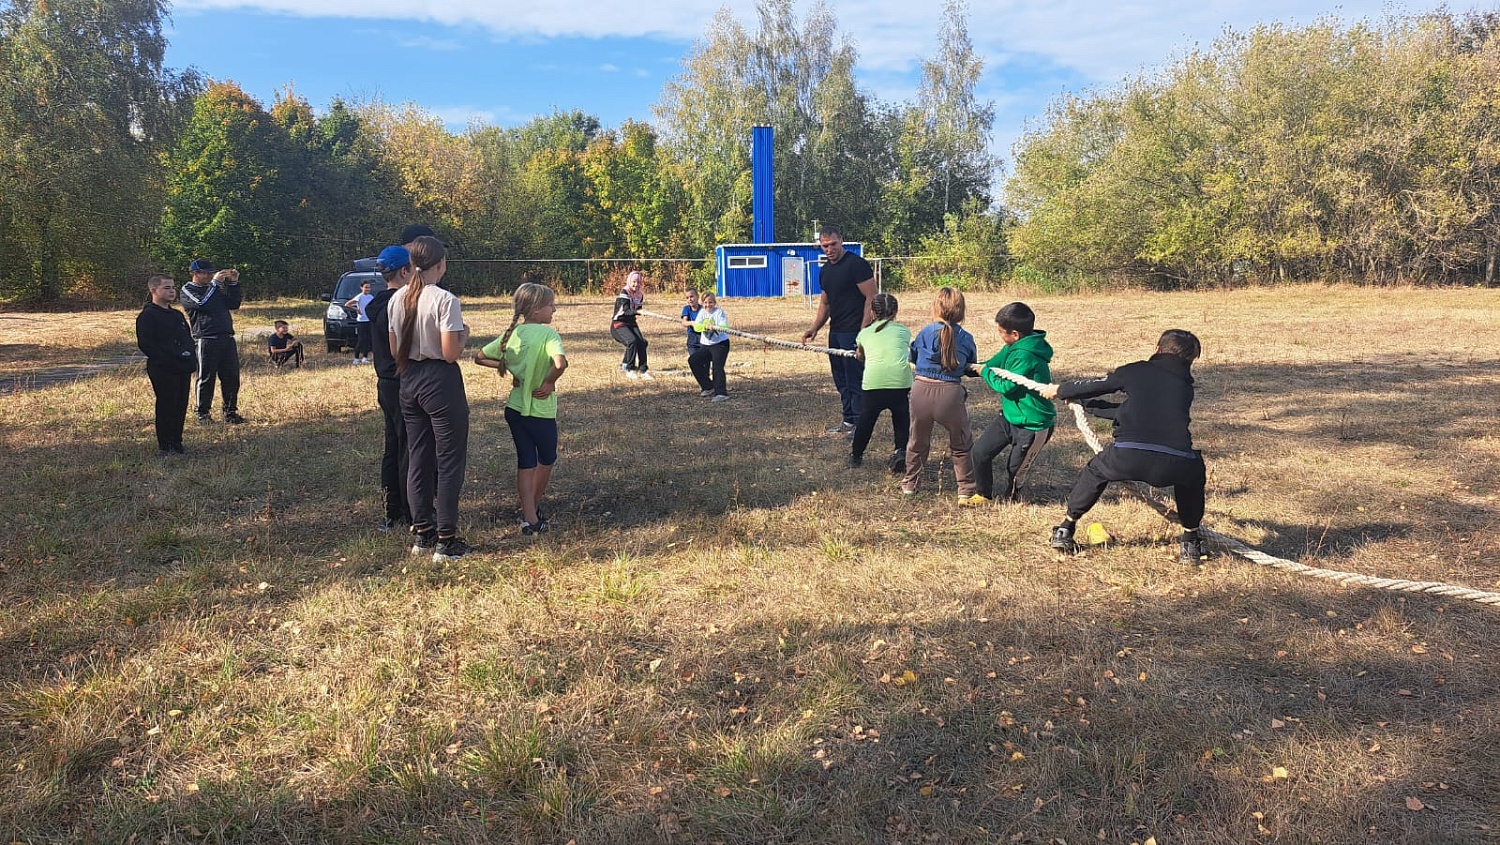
2;285;1499;844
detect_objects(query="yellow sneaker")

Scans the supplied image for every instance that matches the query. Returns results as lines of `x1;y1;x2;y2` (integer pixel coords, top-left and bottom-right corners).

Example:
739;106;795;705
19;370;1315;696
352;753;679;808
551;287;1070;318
958;493;993;507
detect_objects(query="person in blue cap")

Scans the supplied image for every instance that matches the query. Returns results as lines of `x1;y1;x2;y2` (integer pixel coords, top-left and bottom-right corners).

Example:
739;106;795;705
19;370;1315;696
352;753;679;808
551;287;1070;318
368;244;417;531
179;258;245;424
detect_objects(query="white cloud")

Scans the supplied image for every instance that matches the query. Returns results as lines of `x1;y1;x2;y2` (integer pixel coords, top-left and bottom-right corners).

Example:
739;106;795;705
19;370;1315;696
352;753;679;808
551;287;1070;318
177;0;1487;152
176;0;1476;85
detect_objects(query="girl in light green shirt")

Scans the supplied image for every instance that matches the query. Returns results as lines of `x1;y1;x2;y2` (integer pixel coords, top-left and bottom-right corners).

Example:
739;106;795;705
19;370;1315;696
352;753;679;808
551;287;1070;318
850;293;913;470
476;283;568;535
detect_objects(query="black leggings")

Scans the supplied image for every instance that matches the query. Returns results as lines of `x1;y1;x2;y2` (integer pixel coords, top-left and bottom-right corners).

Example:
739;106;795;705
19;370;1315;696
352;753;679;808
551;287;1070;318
611;325;649;371
850;387;910;459
1065;445;1206;529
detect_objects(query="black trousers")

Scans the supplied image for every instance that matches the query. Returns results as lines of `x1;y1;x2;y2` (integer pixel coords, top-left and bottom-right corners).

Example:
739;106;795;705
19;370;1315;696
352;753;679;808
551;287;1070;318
401;360;469;537
688;341;730;395
378;375;412;523
1066;445;1206;529
194;335;241;416
851;387;910;459
611;325;649;371
973;417;1053;500
147;366;190;450
270;346;303;367
354;323;373;358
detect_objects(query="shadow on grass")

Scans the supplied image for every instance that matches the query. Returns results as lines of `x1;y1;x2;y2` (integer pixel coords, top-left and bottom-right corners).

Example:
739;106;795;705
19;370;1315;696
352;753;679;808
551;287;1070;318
9;586;1495;844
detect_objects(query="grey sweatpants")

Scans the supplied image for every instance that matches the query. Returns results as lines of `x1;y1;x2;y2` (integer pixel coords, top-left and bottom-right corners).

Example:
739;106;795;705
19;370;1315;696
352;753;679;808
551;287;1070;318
903;378;975;495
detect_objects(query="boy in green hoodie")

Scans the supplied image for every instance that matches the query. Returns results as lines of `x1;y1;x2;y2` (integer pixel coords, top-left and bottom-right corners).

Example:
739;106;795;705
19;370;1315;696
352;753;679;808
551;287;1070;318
961;302;1056;504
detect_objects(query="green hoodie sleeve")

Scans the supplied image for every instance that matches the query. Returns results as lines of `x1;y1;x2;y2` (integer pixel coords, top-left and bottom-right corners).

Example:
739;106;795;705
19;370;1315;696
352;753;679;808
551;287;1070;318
982;348;1036;400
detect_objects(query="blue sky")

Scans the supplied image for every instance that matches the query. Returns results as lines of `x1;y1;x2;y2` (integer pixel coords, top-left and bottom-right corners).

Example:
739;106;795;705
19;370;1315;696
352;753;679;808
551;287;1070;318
164;0;1480;166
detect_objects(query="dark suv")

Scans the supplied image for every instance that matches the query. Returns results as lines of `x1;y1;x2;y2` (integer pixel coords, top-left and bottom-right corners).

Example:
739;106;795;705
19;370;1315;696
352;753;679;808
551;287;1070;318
321;259;383;352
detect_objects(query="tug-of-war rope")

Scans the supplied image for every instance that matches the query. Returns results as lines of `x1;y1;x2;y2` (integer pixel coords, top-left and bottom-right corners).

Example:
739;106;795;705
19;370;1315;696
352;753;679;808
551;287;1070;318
635;307;1500;607
981;366;1500;609
638;310;858;358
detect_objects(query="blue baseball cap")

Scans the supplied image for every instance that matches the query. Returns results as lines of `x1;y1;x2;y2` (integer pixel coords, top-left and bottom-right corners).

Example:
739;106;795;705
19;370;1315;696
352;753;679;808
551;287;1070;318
189;259;214;272
375;245;410;271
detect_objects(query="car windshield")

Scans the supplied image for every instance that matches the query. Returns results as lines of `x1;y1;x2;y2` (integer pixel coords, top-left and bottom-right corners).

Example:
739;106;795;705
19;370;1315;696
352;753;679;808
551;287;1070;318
335;273;382;301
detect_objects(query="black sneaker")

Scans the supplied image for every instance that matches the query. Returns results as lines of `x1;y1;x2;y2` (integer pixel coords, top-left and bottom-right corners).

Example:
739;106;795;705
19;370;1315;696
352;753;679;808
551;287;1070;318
536;510;550;533
520;520;539;537
169;444;186;455
1049;523;1077;553
196;414;211;424
826;421;855;435
434;536;472;561
887;450;905;474
410;529;437;555
224;412;246;424
1179;535;1210;566
847;454;863;468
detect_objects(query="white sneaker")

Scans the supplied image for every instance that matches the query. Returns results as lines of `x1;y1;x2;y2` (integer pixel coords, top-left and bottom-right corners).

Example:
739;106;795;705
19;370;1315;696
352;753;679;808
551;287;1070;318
639;371;654;381
711;394;730;402
626;370;639;380
699;389;714;397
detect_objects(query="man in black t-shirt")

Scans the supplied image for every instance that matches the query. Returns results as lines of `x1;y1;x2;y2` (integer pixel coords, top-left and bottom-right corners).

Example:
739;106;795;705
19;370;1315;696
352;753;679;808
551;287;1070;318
802;225;877;434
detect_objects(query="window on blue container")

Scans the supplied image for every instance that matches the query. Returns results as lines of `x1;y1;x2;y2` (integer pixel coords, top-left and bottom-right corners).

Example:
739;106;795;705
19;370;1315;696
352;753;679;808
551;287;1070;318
727;255;767;269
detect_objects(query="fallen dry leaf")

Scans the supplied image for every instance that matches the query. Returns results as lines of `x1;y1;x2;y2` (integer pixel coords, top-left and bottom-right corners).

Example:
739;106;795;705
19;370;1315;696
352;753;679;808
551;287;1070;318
1405;796;1426;811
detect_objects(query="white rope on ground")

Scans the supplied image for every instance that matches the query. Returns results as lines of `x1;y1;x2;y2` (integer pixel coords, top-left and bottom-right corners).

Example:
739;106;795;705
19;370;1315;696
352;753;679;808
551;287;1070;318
983;366;1500;608
638;310;858;358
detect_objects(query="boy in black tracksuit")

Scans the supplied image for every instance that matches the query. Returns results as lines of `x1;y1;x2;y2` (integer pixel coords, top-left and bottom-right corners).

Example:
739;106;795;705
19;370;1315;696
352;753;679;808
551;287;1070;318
1043;329;1209;565
135;275;198;455
179;259;245;423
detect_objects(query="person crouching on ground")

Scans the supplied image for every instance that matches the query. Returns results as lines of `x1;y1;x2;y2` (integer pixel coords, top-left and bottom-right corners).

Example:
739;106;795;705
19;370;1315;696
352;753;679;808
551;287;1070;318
1040;329;1209;565
135;274;197;456
476;283;568;536
267;320;304;368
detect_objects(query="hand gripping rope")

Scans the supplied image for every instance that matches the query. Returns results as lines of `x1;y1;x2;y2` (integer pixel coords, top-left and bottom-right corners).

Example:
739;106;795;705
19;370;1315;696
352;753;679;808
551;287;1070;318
983;366;1500;608
637;310;858;358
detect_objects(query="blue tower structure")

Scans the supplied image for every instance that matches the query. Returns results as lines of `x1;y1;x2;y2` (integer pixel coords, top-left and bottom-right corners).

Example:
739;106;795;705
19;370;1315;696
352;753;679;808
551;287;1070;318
716;125;862;298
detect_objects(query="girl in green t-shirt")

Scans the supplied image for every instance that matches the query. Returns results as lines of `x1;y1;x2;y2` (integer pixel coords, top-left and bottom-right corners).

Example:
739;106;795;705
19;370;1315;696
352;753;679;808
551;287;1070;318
475;283;569;536
850;293;913;471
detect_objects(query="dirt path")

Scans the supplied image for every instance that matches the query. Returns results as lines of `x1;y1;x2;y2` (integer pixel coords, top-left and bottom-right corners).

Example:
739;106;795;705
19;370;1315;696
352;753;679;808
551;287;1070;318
0;353;146;394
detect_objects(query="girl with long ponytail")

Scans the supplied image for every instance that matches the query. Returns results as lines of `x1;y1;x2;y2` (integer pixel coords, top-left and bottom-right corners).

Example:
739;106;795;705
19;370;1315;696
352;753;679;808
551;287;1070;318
902;287;979;496
385;235;472;560
476;282;568;535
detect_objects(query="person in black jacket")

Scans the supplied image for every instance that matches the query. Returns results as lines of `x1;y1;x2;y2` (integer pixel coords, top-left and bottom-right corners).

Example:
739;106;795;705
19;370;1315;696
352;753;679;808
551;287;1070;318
368;244;416;531
179;258;245;424
135;274;198;456
1040;329;1209;565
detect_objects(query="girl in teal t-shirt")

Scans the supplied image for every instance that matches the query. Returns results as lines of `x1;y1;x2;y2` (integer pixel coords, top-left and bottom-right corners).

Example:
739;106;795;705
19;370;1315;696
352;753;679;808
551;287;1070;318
475;283;568;535
850;293;912;471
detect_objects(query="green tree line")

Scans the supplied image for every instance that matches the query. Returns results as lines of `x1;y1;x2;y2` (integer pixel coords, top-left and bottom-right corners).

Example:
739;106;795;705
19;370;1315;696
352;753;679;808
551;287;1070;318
1006;11;1500;287
0;0;999;301
8;2;1494;302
